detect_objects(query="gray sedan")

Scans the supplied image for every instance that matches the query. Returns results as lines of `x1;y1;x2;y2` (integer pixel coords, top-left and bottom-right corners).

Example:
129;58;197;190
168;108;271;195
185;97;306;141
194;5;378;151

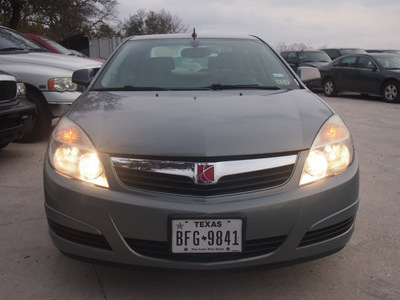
319;53;400;103
43;34;359;270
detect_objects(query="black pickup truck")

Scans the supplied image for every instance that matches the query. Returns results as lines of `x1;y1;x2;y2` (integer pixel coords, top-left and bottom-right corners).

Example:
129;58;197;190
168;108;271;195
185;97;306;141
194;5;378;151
0;71;35;149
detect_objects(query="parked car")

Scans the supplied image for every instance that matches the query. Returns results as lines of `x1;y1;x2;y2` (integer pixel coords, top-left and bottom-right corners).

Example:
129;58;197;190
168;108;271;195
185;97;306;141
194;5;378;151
280;50;332;73
0;71;35;149
0;26;102;141
321;48;367;60
23;33;105;62
44;33;359;270
23;33;80;56
280;50;331;89
319;53;400;103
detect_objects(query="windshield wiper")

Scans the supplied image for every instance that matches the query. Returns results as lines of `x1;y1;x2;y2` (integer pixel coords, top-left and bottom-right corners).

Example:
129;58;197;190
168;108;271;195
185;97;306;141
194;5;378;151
28;48;46;52
93;85;168;91
206;84;281;90
0;47;28;52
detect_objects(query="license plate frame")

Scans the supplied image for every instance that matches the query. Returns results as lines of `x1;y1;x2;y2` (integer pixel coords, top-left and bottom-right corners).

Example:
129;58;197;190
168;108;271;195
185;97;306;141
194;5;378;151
171;218;243;254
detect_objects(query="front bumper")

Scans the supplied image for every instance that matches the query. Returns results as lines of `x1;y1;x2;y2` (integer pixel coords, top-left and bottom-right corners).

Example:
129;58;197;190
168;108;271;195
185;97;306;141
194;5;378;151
306;79;323;90
44;151;359;270
42;91;81;117
0;100;35;145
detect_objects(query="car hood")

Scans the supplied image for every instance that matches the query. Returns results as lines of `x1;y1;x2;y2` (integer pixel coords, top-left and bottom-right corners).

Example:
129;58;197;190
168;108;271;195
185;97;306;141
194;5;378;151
67;89;333;157
0;52;102;70
0;71;16;81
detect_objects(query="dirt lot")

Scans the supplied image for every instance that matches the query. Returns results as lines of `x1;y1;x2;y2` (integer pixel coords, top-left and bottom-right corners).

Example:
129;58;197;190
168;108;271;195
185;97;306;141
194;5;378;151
1;94;399;299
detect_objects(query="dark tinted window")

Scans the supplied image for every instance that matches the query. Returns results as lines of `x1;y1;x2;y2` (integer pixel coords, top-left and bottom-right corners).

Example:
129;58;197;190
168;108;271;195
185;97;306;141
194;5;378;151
298;52;331;63
287;52;297;63
331;50;340;59
339;56;357;67
356;57;375;69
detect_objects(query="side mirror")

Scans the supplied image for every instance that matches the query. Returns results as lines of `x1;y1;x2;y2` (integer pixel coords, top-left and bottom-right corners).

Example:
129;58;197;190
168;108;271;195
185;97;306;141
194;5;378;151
297;66;321;83
72;68;99;86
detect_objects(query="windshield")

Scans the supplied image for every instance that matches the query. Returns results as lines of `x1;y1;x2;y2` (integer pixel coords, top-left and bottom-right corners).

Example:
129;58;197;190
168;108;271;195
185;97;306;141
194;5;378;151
298;52;331;63
0;27;44;52
93;38;299;91
40;36;73;55
376;56;400;70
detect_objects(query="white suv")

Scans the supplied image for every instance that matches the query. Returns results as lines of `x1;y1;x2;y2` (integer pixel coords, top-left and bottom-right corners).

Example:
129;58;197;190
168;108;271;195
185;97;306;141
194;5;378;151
0;26;102;141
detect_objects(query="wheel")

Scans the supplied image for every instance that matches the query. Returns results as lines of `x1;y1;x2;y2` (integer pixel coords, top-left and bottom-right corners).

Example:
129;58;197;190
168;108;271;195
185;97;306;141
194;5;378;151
382;81;400;103
18;89;52;142
323;78;337;97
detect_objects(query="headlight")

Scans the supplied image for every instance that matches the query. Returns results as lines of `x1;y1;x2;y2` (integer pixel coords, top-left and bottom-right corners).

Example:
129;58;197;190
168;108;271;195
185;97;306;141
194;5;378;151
299;114;353;186
48;117;109;188
16;81;26;96
48;77;78;92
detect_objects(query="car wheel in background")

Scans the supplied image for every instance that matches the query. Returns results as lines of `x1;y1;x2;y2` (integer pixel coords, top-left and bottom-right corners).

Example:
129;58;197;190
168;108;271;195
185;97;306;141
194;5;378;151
18;89;52;142
323;78;337;97
383;81;400;103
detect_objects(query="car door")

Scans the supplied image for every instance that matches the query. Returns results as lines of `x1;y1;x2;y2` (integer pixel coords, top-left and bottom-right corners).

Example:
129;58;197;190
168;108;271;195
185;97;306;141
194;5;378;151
335;56;358;91
354;56;381;94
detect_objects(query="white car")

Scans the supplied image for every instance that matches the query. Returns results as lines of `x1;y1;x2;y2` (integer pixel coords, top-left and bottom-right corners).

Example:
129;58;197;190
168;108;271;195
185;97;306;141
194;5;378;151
0;26;102;141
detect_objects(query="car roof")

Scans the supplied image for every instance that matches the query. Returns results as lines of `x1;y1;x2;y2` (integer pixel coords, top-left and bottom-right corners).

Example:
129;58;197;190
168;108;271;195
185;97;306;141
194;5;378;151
321;48;365;50
366;53;400;57
23;33;42;37
339;53;400;58
0;25;15;32
126;33;262;41
281;50;326;53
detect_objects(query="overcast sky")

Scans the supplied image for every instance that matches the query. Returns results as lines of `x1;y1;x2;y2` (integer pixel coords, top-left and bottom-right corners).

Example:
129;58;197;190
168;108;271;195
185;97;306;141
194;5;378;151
117;0;400;50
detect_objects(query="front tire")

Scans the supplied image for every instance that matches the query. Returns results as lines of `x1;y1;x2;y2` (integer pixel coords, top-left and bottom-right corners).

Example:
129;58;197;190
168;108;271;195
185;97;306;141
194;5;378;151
18;89;52;142
383;81;400;103
323;78;337;97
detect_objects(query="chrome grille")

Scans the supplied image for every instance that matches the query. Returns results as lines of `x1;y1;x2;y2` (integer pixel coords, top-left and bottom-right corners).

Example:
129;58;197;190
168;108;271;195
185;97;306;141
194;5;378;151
112;155;297;196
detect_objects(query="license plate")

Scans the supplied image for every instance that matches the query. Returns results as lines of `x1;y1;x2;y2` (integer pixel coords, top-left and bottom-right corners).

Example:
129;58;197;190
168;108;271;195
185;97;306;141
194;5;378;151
171;219;242;253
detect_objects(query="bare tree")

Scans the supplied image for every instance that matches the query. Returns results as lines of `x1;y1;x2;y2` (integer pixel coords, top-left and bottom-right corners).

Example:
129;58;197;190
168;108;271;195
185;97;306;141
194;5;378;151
0;0;118;40
274;42;314;53
123;9;188;36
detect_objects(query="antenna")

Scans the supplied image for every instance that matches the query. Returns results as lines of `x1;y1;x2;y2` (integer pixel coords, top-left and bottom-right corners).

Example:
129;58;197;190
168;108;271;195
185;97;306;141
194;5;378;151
192;28;197;40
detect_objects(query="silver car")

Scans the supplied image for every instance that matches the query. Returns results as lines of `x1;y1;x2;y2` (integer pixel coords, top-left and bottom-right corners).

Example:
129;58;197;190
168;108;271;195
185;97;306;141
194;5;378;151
0;26;102;141
44;34;359;270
